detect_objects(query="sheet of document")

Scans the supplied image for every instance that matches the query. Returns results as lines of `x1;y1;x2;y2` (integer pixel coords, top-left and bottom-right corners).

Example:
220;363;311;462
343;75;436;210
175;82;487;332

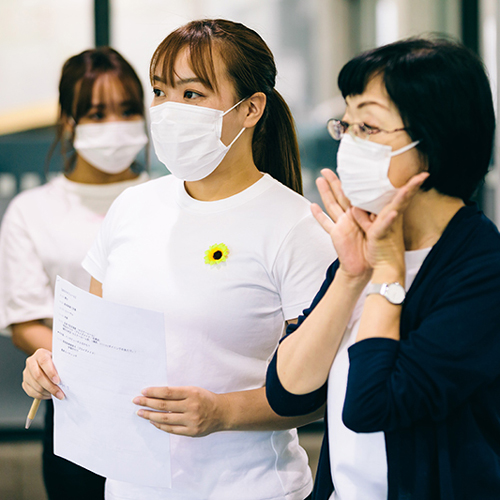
52;276;171;488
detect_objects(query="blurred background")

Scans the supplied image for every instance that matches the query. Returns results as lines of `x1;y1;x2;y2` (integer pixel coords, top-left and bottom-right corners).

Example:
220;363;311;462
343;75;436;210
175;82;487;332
0;1;499;498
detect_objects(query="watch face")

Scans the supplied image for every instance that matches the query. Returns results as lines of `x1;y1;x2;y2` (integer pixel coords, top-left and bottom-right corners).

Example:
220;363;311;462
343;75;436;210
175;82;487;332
385;283;406;304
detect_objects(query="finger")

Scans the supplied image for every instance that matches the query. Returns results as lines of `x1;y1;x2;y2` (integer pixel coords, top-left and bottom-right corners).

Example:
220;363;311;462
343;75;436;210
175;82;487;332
311;203;336;234
350;207;373;234
36;349;61;385
21;379;50;400
140;386;189;400
315;178;345;223
387;172;429;213
320;169;351;212
137;409;187;426
150;421;196;436
133;396;187;413
24;355;64;399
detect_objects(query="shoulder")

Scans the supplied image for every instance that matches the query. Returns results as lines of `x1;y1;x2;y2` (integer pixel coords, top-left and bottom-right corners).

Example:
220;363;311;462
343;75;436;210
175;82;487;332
106;174;176;209
1;178;61;226
262;174;312;210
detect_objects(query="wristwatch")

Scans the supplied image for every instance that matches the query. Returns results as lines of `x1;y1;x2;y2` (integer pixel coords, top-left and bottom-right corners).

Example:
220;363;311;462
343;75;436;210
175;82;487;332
366;282;406;305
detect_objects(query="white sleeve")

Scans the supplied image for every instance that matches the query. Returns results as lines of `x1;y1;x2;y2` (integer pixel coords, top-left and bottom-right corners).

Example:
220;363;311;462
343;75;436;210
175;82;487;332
272;213;336;321
0;200;54;332
81;192;126;284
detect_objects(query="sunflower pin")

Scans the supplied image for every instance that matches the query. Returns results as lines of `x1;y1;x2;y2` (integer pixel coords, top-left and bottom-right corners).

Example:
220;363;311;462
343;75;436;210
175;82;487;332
204;243;230;266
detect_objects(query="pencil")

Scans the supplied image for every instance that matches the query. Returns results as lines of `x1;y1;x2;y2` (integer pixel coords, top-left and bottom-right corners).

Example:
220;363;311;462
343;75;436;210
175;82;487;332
25;398;41;429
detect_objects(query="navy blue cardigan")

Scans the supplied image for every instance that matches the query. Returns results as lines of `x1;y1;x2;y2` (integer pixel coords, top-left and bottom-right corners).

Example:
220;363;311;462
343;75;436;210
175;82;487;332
266;205;500;500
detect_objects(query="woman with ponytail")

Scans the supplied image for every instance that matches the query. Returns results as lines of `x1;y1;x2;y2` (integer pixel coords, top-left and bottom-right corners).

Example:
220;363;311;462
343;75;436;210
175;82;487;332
22;19;335;500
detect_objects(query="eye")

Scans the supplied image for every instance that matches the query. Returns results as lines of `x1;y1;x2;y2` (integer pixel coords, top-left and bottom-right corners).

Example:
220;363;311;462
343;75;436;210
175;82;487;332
184;90;203;100
87;111;105;121
122;106;142;119
152;88;165;97
359;123;381;135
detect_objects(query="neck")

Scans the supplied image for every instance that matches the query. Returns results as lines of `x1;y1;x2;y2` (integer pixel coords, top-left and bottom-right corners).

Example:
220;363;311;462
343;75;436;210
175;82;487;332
403;189;465;250
65;155;139;185
184;135;262;201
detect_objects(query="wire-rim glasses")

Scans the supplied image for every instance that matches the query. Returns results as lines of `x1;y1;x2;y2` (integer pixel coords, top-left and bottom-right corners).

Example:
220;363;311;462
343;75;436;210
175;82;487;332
327;118;407;141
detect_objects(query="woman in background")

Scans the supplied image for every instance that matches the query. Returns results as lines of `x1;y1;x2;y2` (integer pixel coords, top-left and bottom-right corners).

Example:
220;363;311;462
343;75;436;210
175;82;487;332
22;19;335;500
0;47;149;500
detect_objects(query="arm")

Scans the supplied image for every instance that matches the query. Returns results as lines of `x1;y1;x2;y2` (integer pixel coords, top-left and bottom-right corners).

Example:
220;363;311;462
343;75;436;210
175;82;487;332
343;256;500;432
12;320;52;355
86;272;322;435
275;169;372;395
134;385;325;437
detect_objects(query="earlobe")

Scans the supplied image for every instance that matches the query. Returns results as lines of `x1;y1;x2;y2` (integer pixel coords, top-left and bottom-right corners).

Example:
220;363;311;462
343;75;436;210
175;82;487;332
243;92;266;129
61;113;76;135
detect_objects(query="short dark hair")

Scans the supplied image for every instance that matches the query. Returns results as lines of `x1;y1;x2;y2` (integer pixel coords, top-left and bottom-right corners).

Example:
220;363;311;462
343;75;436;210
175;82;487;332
338;37;495;201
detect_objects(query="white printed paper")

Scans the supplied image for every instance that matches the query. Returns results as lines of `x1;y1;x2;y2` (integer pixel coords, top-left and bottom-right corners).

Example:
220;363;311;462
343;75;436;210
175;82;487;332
52;276;171;488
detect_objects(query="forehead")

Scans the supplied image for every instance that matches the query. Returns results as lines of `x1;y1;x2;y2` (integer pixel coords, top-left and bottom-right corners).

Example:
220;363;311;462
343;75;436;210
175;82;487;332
345;73;398;116
90;73;128;104
157;46;235;95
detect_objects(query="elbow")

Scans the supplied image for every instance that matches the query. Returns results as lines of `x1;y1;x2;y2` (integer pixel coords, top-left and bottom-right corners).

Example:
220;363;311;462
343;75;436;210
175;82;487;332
342;392;392;433
11;329;24;351
341;404;379;433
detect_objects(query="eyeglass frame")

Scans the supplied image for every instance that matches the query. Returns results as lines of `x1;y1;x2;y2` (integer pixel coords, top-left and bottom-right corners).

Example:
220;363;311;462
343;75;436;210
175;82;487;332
327;118;408;141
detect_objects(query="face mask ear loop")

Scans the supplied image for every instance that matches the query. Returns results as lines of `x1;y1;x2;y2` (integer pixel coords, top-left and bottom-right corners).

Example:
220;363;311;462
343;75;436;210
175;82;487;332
226;127;246;149
221;97;249;148
222;97;249;116
390;140;420;157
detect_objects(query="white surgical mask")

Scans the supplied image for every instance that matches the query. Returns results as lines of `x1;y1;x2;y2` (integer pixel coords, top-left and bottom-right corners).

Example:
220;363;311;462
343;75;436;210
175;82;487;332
336;133;420;214
74;120;148;174
149;99;246;181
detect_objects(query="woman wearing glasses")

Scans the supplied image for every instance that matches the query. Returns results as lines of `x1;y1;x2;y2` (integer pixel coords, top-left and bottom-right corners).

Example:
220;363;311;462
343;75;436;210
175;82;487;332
266;38;500;499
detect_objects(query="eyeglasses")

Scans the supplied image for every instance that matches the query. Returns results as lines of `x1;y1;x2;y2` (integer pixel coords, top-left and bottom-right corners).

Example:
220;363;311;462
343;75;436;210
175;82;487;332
327;118;407;141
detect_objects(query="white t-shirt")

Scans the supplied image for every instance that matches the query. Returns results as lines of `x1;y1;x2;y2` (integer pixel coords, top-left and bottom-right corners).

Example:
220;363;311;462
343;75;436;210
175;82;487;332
0;172;149;332
82;173;336;500
327;247;432;500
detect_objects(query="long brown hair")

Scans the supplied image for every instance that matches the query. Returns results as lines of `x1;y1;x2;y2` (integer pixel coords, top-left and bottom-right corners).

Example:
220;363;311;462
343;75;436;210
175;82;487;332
46;47;145;175
150;19;302;194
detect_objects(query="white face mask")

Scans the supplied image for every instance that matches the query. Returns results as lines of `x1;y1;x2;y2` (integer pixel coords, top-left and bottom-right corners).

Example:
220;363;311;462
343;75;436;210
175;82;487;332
74;120;148;174
336;133;420;214
149;99;246;181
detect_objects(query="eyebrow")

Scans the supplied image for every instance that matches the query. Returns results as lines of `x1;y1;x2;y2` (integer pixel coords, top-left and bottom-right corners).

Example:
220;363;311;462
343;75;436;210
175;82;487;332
89;100;138;109
356;100;390;111
152;75;203;87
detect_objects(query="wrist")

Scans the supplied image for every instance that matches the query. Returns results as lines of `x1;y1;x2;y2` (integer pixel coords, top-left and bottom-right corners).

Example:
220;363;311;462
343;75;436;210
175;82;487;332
336;266;372;292
215;392;233;432
371;264;405;286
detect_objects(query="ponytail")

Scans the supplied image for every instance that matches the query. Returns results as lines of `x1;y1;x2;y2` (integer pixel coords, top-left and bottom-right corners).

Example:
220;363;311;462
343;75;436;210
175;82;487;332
252;89;302;195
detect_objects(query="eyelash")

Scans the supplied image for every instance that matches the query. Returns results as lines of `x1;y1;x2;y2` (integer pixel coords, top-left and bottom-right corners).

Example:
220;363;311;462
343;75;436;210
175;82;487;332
184;90;203;99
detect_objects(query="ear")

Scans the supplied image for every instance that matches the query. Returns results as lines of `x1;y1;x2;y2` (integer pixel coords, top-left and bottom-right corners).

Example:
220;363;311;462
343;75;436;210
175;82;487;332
61;112;76;135
242;92;266;129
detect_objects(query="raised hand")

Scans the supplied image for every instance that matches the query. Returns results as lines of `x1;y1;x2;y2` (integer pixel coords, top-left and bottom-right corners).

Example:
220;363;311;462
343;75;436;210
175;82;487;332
311;168;372;282
352;172;429;273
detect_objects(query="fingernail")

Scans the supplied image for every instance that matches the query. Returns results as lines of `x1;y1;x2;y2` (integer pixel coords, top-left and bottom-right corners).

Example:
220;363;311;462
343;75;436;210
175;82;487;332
55;390;65;400
52;376;60;384
132;397;140;404
137;409;144;417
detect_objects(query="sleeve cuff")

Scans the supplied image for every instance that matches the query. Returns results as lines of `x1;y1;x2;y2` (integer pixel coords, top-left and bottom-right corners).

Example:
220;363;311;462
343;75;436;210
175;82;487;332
266;352;327;417
81;254;105;284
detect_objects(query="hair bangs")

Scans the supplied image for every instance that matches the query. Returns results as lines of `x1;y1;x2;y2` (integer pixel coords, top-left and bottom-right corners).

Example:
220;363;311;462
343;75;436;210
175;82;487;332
338;59;386;99
150;23;219;92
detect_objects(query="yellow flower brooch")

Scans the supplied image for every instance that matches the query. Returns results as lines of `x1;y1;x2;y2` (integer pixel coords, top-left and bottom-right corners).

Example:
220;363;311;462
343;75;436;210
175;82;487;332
205;243;229;265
